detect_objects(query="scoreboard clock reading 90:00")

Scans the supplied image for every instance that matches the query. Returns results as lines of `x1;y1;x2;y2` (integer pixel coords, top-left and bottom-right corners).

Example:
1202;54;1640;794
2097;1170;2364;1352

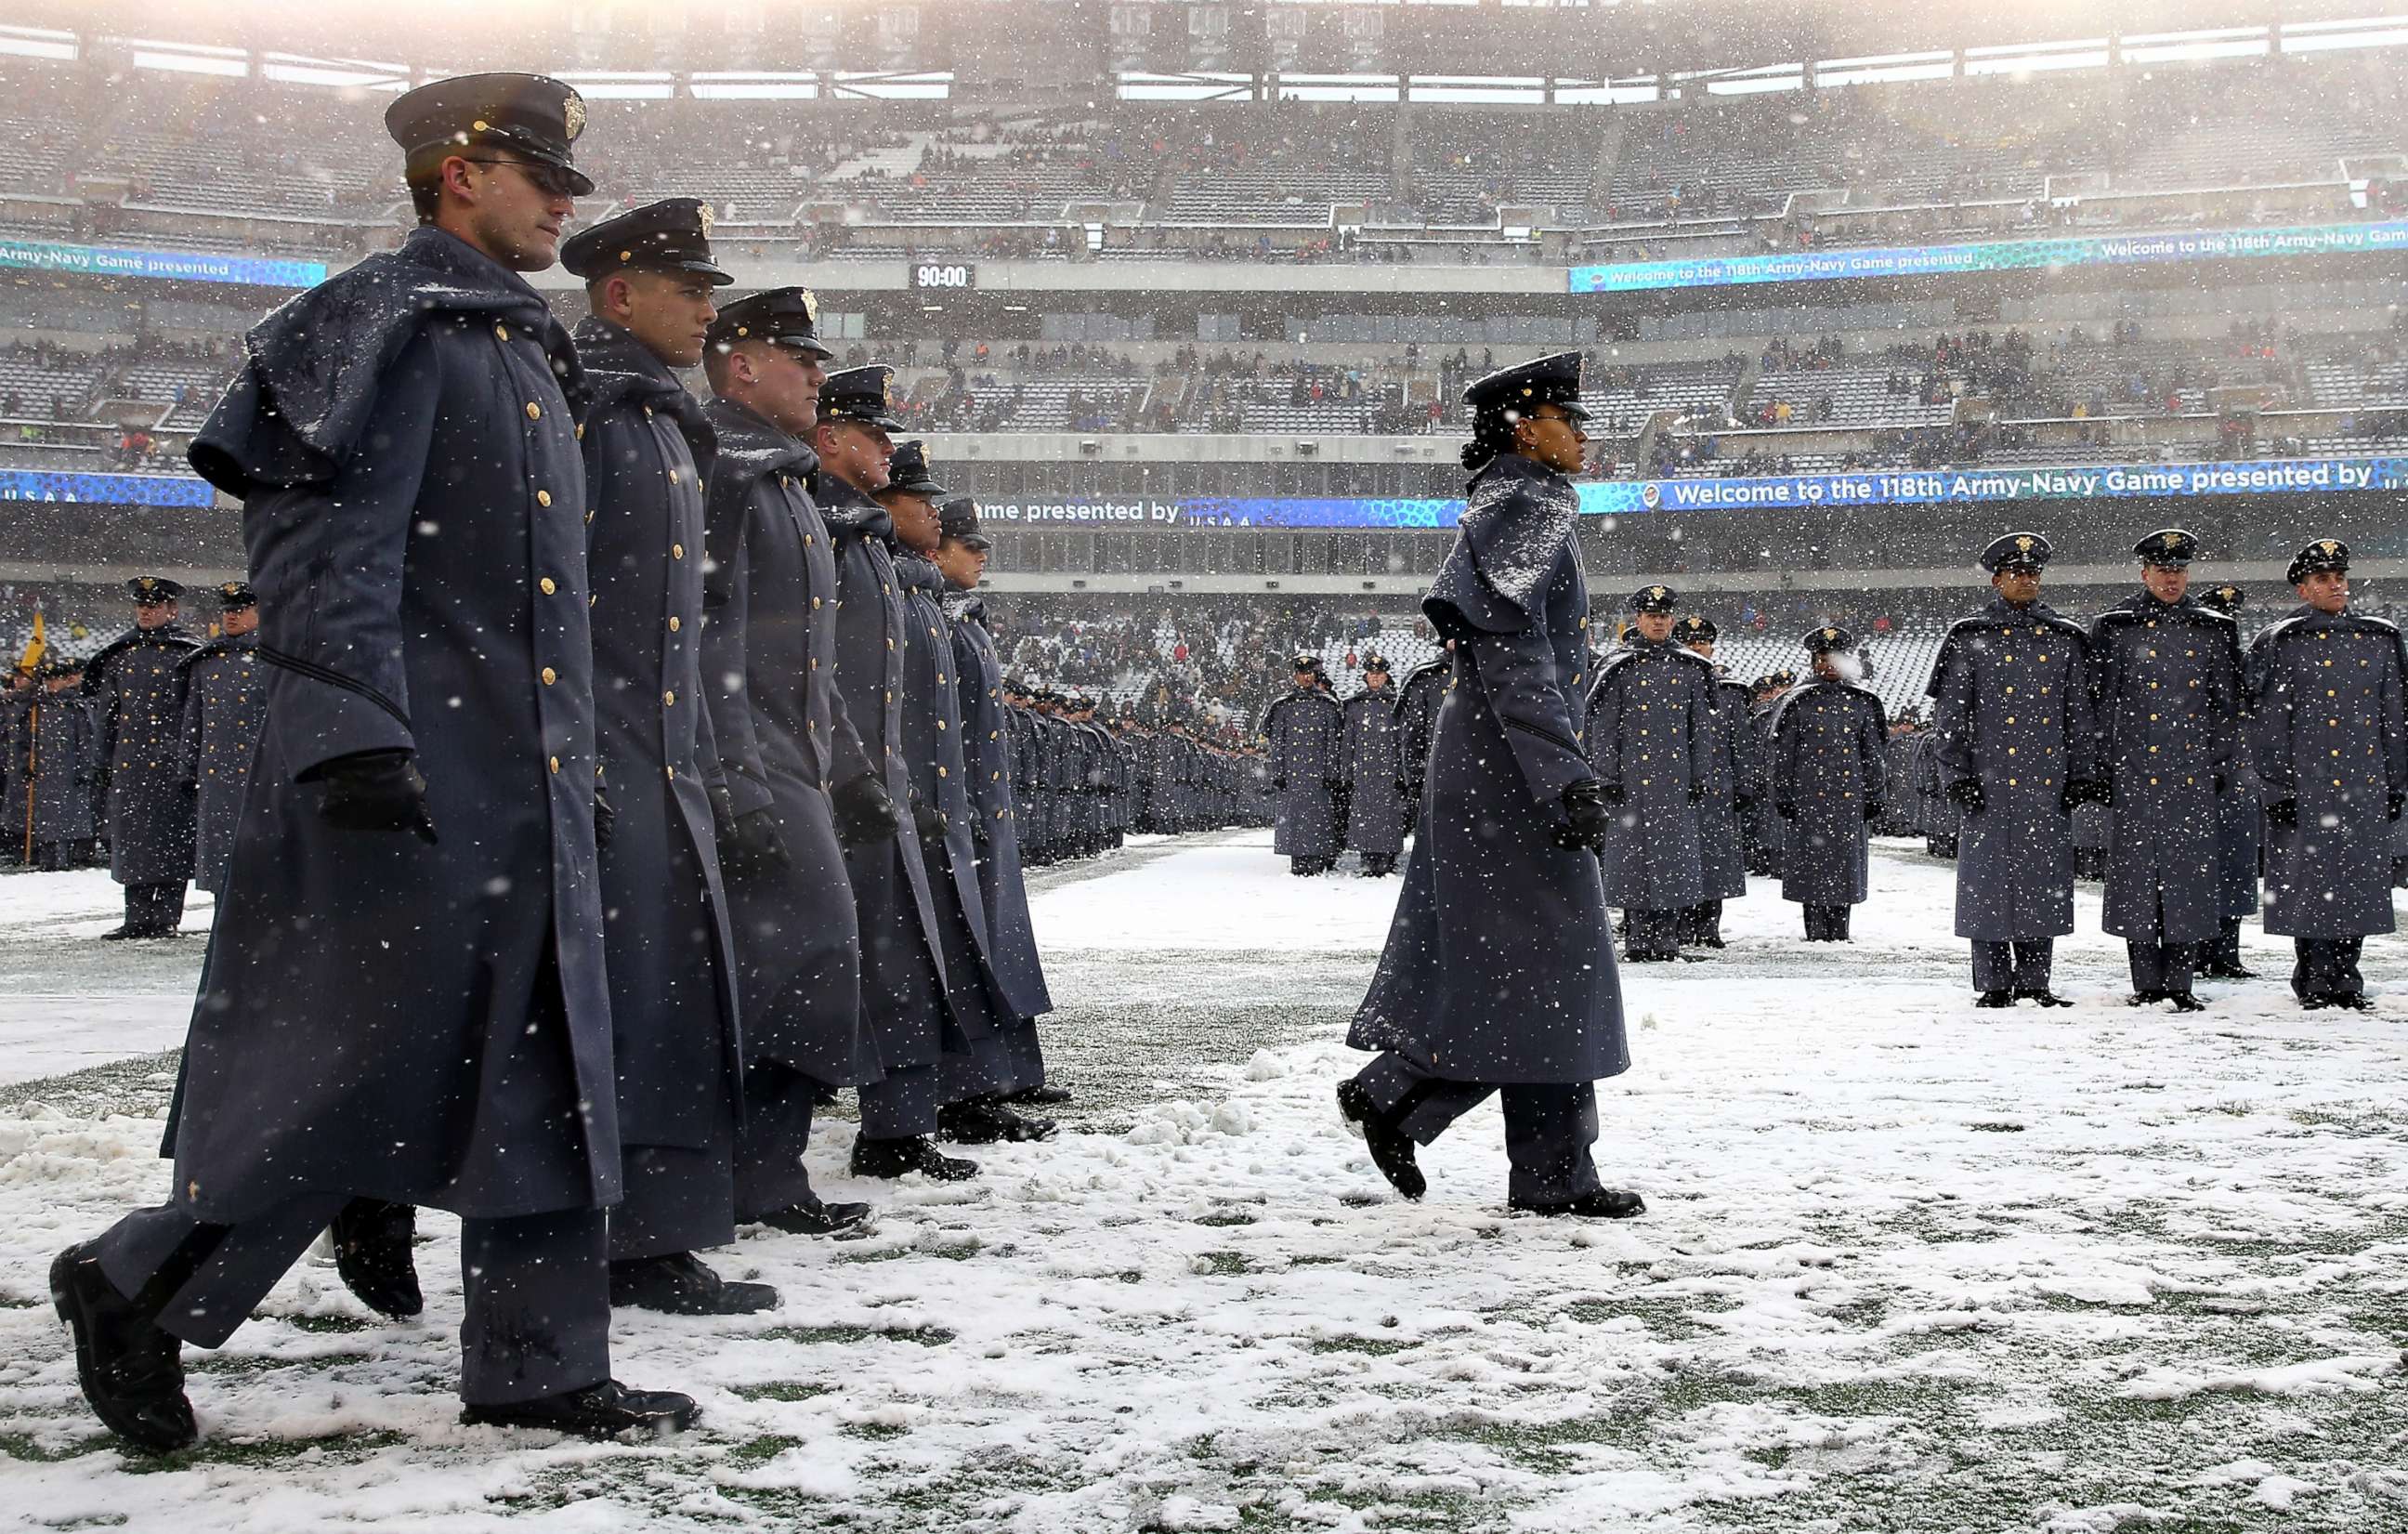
911;261;975;290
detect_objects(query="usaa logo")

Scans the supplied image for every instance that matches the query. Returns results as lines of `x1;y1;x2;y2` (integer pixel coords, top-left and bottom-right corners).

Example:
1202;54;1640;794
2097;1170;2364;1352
1640;481;1661;510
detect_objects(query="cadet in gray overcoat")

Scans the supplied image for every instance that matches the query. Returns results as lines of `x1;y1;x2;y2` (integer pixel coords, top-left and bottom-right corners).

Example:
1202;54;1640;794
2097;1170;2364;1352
84;578;200;937
2087;530;2244;1010
1771;628;1888;940
1394;649;1447;811
1926;532;2105;1006
1678;616;1757;947
2246;540;2407;1009
1339;656;1407;875
698;291;893;1239
564;204;786;1315
1585;585;1713;960
1341;351;1639;1220
2193;582;2263;978
1263;657;1343;874
177;583;265;895
53;75;697;1451
31;659;99;869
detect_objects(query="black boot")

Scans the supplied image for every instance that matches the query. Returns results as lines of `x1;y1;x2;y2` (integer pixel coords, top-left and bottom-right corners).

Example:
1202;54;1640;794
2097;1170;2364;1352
1509;1188;1646;1219
849;1135;979;1181
608;1252;779;1316
2018;989;2074;1008
937;1097;1057;1145
1001;1083;1073;1107
1973;990;2012;1008
331;1197;423;1319
2126;990;2163;1007
753;1198;874;1237
49;1242;196;1455
2164;991;2206;1013
2327;992;2375;1012
461;1379;700;1439
1335;1080;1424;1200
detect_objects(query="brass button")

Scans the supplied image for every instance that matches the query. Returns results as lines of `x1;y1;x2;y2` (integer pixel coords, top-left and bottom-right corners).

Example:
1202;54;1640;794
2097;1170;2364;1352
536;490;552;506
494;323;510;341
672;544;685;559
549;755;561;774
812;597;822;610
539;577;557;595
663;690;676;706
525;401;542;420
665;469;677;485
666;765;677;780
668;616;682;632
541;667;557;686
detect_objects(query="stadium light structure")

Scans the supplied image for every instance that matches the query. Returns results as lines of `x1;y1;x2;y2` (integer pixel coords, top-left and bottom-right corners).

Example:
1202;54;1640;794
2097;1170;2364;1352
0;24;75;60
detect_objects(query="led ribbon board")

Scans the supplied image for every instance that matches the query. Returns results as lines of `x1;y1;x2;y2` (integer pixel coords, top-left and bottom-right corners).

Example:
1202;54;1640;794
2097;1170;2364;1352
1568;220;2408;295
0;238;327;288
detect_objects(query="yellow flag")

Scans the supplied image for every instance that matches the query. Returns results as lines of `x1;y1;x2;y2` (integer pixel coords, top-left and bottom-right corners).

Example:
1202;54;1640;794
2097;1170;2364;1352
16;610;43;674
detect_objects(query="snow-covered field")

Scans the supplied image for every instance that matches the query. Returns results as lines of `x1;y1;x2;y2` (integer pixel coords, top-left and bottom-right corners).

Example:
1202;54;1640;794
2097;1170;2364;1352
1;833;2404;1532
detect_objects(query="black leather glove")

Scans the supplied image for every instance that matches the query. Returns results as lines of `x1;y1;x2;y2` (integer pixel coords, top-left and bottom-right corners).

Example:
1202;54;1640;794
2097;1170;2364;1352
1734;794;1756;814
2390;790;2404;822
593;787;616;851
2266;797;2299;830
910;794;945;842
830;773;902;848
1946;778;1984;813
1551;779;1614;853
724;806;790;878
1864;799;1883;823
311;749;437;844
1600;780;1627;806
1775;800;1797;820
708;784;741;850
1271;776;1287;791
2210;771;2228;795
1687;782;1708;806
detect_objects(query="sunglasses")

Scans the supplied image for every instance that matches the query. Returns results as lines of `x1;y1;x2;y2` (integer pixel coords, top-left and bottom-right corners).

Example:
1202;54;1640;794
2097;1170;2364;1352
461;156;583;200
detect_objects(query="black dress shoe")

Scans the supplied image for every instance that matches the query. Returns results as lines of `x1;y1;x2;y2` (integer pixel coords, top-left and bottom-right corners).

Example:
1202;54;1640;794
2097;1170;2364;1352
50;1242;196;1455
1335;1080;1425;1200
461;1379;699;1440
1001;1083;1074;1107
2018;989;2074;1008
2164;991;2206;1012
2203;964;2258;979
1973;990;2013;1008
1509;1188;1647;1219
609;1252;779;1316
936;1099;1058;1145
331;1198;423;1319
2126;990;2162;1007
754;1199;874;1237
2327;992;2375;1012
98;925;137;942
849;1135;979;1181
2297;994;2332;1011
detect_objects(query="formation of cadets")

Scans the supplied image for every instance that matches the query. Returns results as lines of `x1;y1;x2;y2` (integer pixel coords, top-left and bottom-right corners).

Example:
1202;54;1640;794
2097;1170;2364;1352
2;579;266;910
34;75;1256;1457
27;78;2406;1459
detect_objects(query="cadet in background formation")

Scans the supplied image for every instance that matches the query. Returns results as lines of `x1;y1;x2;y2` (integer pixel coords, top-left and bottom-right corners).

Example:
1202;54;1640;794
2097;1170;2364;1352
1393;646;1447;813
2192;582;2262;979
1586;585;1714;961
177;582;265;897
31;657;99;870
1338;656;1407;876
2246;540;2406;1010
83;577;200;939
564;199;774;1318
1926;533;2102;1006
2088;530;2243;1011
1341;352;1639;1220
1263;655;1343;875
1678;616;1756;949
1770;627;1888;941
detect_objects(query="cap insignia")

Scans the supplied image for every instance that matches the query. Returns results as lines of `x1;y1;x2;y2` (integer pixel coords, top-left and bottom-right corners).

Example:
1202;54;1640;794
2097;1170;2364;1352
2162;531;2181;549
562;92;586;140
1649;585;1665;601
799;289;818;324
1823;627;1837;641
698;203;714;235
2015;535;2034;554
2319;539;2337;555
471;119;490;133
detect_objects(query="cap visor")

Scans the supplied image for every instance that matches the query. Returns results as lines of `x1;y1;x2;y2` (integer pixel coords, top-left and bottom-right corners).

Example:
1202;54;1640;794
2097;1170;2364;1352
679;258;737;286
1557;402;1590;421
958;533;993;552
772;334;835;358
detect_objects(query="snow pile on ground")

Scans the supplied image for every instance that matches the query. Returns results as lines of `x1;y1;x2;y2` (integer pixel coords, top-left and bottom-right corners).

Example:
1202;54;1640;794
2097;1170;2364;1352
0;835;2403;1531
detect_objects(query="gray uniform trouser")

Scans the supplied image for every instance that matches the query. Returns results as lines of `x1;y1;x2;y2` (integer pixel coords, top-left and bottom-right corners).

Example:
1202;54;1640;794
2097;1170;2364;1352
2291;937;2366;1000
96;1195;608;1406
1349;1052;1604;1205
1971;938;2054;992
733;1062;821;1223
124;881;188;936
2126;939;2194;995
1621;908;1683;960
857;1061;943;1139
